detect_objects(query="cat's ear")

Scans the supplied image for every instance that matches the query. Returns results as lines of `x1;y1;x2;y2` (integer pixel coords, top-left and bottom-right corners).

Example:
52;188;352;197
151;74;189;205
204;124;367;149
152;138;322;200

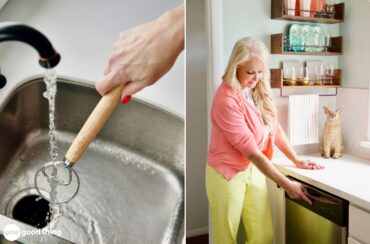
323;106;329;114
336;108;343;117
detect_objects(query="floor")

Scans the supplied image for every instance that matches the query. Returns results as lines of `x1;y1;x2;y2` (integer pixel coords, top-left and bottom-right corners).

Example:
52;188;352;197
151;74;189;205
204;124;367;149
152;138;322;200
186;234;209;244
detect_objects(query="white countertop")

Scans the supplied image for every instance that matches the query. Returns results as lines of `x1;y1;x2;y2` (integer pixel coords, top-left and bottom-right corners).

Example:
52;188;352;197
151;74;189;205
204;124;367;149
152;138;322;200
273;153;370;210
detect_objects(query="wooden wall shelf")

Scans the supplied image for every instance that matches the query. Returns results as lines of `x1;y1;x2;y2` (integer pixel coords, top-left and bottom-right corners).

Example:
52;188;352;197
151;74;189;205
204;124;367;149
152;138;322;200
270;68;342;88
271;0;344;23
271;33;343;55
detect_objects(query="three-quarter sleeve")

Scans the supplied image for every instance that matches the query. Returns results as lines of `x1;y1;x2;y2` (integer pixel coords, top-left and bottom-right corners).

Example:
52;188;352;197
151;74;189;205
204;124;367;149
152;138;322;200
212;96;258;159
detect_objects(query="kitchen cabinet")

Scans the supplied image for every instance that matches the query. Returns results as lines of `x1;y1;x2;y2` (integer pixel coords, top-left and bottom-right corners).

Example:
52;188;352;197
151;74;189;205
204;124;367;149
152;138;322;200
268;179;285;244
273;154;370;244
349;204;370;244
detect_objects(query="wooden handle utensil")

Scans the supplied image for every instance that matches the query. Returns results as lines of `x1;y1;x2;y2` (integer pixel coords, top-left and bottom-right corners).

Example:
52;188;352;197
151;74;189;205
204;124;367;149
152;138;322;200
65;84;125;164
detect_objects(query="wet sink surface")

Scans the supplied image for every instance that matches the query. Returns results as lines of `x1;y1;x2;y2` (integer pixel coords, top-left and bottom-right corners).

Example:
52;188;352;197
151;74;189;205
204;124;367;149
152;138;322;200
0;78;184;243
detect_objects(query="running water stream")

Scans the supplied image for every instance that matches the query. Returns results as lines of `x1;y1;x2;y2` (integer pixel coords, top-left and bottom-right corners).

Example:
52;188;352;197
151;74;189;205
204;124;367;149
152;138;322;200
40;70;99;242
41;69;61;229
43;69;58;163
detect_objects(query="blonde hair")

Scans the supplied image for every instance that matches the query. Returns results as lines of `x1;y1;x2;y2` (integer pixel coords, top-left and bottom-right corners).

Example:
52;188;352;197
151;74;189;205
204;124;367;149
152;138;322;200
222;37;277;129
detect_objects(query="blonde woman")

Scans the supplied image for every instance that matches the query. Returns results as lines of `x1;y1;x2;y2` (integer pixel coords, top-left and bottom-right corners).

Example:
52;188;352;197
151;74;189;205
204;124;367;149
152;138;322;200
206;37;324;244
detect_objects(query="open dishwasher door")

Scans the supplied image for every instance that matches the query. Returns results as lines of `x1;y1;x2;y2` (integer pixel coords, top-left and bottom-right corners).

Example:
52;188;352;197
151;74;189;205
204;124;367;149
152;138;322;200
285;177;348;244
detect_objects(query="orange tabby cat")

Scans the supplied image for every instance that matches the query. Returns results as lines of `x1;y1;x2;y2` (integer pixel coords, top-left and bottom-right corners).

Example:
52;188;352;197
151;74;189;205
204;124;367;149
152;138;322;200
321;106;344;159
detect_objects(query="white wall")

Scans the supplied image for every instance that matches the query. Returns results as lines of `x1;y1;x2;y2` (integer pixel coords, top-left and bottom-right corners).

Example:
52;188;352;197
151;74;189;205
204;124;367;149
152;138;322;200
337;1;370;159
339;0;370;89
337;88;370;160
0;0;184;117
186;0;209;237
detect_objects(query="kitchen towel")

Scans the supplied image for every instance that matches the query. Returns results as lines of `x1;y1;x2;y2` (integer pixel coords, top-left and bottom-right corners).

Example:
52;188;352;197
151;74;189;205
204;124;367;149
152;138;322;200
288;94;319;145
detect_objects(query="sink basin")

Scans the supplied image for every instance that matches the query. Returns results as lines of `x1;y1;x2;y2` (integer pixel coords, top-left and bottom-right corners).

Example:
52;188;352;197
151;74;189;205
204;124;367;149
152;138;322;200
0;77;184;243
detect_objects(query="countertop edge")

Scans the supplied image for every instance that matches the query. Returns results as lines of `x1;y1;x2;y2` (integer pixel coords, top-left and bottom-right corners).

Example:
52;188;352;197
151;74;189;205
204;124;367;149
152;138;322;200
273;153;370;211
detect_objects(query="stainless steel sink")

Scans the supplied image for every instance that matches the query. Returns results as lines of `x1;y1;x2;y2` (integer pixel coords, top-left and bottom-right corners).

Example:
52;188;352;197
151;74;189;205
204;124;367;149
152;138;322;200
0;77;184;243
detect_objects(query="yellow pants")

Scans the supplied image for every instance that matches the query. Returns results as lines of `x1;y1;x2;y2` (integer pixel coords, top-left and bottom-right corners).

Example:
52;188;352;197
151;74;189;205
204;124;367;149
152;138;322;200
206;164;273;244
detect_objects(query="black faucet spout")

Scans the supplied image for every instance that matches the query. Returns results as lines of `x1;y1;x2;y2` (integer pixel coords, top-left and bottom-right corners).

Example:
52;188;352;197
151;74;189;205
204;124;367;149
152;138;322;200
0;22;60;68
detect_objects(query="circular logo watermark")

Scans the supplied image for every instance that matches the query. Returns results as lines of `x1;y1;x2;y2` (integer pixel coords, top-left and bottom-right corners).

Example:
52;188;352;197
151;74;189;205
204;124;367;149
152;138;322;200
3;223;21;241
2;223;62;241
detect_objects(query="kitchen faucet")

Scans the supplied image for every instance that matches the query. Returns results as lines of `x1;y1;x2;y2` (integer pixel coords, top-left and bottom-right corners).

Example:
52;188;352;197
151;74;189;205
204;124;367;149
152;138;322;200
0;22;60;68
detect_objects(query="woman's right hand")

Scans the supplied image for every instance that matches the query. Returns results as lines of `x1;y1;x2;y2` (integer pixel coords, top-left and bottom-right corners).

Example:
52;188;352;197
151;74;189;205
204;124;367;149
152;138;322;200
95;4;184;103
247;151;313;205
285;181;312;205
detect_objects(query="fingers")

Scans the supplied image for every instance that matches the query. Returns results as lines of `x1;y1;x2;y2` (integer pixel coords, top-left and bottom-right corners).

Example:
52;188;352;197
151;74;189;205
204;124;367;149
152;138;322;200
301;190;312;205
120;80;147;100
313;160;325;169
121;95;131;105
302;160;325;170
302;162;316;170
96;69;129;96
309;162;325;170
98;65;151;101
288;182;312;205
311;163;325;170
301;186;313;205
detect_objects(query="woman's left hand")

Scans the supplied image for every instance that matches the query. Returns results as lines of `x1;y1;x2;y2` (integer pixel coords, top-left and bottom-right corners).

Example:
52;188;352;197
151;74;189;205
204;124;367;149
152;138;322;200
294;159;325;170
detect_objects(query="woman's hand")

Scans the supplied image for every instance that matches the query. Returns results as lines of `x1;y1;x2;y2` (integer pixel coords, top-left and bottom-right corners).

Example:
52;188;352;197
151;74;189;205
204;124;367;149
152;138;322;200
285;181;312;205
275;125;324;170
95;4;184;103
293;159;325;170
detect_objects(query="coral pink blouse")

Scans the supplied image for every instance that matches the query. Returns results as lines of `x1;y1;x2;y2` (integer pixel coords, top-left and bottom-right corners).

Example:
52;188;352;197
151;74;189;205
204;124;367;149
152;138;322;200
207;82;278;181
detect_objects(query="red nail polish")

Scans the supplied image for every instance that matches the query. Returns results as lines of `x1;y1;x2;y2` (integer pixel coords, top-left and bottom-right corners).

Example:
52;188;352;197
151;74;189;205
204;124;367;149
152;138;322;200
121;95;131;105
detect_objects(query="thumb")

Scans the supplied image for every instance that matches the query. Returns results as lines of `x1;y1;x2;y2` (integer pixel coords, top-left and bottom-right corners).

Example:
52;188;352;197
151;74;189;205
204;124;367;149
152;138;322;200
96;69;129;96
